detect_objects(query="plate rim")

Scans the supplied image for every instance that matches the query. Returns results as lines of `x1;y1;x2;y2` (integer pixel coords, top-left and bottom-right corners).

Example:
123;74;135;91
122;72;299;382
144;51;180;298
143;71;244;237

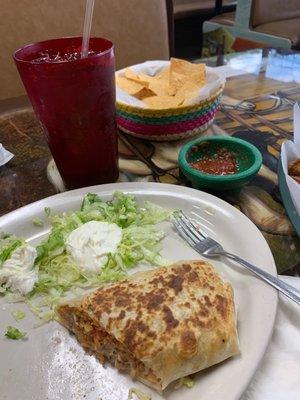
0;182;278;399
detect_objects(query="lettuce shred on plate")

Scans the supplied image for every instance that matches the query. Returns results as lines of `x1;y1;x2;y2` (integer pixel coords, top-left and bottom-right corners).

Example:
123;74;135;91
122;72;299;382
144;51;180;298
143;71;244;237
180;376;195;388
0;234;24;265
128;387;152;400
1;192;173;320
0;234;25;295
12;310;26;321
5;326;27;340
32;217;44;227
174;376;195;389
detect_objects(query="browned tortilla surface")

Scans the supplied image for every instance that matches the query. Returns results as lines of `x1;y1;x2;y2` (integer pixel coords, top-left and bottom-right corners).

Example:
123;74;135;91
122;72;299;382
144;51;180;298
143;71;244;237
56;260;239;392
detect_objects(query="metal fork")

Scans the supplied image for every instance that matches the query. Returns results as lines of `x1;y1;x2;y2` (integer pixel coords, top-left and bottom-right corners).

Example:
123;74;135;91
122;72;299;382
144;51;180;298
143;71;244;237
173;212;300;305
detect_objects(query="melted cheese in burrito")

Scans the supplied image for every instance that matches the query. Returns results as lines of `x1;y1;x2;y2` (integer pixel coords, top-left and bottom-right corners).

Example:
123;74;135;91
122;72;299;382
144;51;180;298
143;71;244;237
56;260;239;392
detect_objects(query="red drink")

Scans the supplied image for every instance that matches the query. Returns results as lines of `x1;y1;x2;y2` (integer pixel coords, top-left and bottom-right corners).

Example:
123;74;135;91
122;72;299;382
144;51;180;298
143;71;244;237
14;37;118;189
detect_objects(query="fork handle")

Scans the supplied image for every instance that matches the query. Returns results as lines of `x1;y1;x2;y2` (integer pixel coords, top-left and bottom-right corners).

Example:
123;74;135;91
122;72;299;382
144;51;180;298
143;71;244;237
224;252;300;305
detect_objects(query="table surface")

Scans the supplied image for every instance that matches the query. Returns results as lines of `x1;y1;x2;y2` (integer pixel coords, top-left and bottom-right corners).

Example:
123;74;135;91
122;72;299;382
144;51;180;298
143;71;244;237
0;48;299;275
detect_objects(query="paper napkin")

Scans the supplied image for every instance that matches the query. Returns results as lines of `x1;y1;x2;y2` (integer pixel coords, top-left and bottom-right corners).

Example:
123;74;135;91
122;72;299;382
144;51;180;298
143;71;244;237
0;143;14;166
242;276;300;400
281;103;300;214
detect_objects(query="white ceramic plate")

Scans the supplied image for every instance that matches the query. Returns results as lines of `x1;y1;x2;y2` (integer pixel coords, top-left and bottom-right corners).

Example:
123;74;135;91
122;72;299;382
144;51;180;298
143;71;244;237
0;182;277;400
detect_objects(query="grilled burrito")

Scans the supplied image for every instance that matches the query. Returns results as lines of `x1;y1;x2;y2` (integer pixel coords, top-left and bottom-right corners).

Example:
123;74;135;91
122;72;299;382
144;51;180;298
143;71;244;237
56;260;239;392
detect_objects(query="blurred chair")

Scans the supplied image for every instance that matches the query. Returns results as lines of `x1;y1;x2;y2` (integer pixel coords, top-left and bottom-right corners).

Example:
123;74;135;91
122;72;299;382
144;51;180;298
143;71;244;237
203;0;300;50
173;0;236;59
0;0;173;100
174;0;236;19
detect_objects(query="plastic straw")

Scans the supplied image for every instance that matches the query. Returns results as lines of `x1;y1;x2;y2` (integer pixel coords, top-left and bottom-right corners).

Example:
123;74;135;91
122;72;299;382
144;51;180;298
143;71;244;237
81;0;95;58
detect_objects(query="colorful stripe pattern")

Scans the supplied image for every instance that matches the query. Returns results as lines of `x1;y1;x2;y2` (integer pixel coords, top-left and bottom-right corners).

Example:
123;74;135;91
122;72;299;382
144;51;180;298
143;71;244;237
116;87;223;141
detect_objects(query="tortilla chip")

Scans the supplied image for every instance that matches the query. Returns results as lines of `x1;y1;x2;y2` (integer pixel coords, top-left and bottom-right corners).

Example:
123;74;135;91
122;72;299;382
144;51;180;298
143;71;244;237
125;68;140;81
117;59;207;109
175;81;201;105
116;76;145;95
155;67;170;81
170;58;206;80
125;68;150;87
168;71;186;96
137;73;152;83
138;73;169;96
169;58;206;95
134;86;156;100
144;94;184;109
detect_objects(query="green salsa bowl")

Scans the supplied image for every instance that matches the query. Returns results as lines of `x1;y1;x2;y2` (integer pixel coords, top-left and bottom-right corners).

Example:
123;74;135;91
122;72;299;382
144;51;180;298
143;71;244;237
178;135;262;191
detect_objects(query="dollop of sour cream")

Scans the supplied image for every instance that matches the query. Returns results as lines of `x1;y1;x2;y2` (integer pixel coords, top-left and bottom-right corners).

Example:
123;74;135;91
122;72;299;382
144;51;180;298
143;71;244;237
0;245;38;295
66;221;122;272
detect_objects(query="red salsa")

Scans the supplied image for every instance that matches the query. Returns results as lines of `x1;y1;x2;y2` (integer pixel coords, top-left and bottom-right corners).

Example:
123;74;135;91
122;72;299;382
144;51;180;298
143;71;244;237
190;147;238;175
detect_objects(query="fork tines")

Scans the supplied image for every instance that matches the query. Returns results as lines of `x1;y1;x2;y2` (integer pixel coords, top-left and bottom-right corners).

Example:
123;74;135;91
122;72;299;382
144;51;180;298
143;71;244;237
173;211;206;247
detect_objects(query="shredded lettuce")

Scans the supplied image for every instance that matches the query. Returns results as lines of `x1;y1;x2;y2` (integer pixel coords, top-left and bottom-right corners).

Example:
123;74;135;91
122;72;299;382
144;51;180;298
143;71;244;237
36;192;172;266
12;310;26;321
0;193;173;319
0;235;24;265
182;376;195;388
0;286;7;294
128;388;151;400
175;376;195;389
5;326;27;340
44;207;51;217
32;218;44;227
24;192;173;319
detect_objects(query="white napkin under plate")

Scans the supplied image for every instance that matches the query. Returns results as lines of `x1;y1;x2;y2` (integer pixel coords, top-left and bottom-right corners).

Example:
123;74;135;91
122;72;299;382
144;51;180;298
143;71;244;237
0;143;14;166
242;276;300;400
